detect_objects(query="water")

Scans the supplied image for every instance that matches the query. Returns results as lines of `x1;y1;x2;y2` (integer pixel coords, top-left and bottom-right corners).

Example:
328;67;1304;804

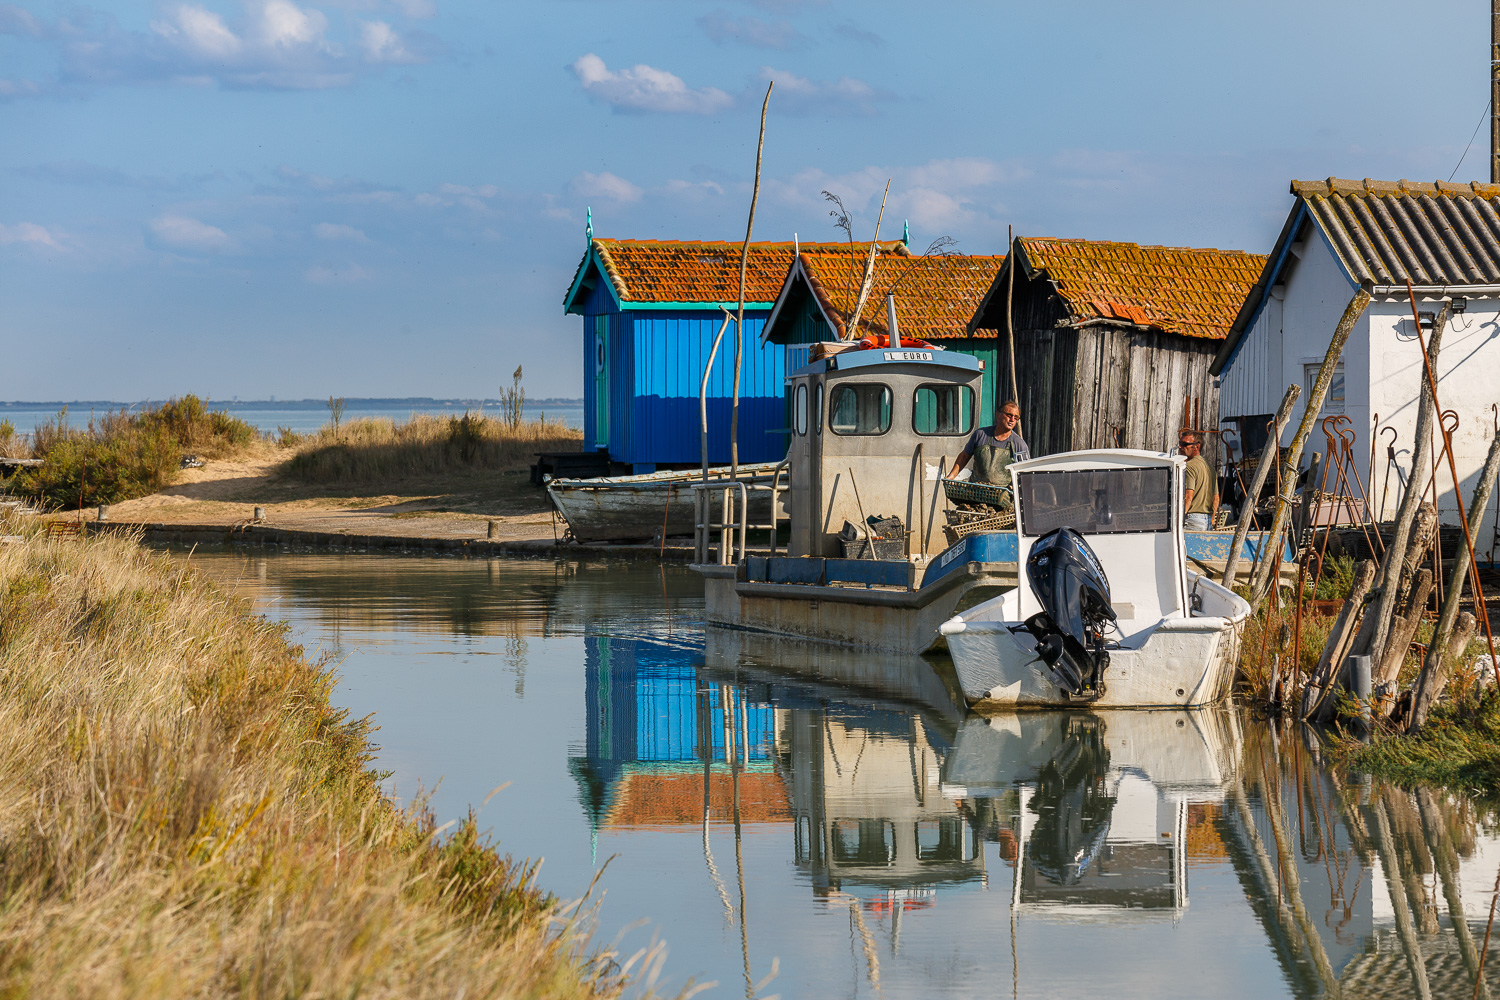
0;399;584;437
181;550;1500;999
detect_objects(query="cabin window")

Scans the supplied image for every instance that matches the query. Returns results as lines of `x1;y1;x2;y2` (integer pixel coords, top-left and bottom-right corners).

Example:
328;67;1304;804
793;383;809;436
1018;467;1173;536
1302;361;1344;416
829;384;893;435
912;384;974;436
814;383;824;435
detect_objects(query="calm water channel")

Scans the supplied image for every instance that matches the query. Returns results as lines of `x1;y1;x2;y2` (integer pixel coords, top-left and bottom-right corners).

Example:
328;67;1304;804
179;550;1500;1000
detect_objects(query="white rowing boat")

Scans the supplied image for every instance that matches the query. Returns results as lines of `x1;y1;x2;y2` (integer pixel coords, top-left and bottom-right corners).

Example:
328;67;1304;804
548;462;783;543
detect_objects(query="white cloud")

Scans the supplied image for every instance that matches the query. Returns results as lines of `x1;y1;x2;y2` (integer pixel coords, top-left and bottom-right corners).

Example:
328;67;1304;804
698;11;804;49
314;222;368;241
0;77;42;98
759;67;890;116
571;53;733;115
154;5;242;58
150;214;231;250
254;0;327;48
571;171;642;203
305;262;370;284
438;183;497;198
359;20;414;63
0;222;63;248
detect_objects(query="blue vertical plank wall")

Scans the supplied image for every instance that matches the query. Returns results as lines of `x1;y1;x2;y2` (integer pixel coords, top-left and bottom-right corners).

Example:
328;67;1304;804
577;279;620;452
623;310;786;468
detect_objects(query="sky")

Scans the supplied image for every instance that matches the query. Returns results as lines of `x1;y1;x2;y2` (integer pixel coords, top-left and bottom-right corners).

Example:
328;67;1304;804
1;0;1494;401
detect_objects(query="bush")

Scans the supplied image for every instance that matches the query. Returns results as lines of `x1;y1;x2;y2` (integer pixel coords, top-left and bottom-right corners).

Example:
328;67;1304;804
11;396;261;508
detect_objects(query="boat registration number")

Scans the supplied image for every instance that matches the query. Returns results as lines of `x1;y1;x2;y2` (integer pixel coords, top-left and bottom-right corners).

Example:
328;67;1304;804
883;351;932;362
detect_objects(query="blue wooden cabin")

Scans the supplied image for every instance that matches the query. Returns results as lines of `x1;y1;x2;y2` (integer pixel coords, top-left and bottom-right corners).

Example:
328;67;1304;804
563;237;880;472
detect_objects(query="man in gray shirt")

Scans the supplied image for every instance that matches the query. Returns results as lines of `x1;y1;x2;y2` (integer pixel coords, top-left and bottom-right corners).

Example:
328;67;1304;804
950;399;1030;488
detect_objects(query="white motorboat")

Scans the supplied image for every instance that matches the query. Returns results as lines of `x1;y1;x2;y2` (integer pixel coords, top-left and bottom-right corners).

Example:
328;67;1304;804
938;449;1251;709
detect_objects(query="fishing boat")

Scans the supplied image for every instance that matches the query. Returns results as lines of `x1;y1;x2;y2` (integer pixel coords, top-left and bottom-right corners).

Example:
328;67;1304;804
547;461;783;543
938;449;1252;709
693;339;1021;653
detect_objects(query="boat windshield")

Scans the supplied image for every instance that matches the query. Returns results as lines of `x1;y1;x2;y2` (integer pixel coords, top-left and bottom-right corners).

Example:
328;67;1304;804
1018;467;1172;536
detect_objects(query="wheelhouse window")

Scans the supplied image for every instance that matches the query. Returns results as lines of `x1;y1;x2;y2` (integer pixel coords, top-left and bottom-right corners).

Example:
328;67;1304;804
793;383;809;436
1018;467;1173;536
913;384;974;436
829;383;892;435
814;383;824;435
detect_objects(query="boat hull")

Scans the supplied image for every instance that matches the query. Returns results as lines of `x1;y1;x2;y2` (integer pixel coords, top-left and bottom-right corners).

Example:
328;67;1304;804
548;463;780;542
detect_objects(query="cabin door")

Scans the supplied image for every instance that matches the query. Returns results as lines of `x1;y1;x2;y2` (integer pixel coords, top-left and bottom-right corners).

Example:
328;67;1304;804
593;315;610;450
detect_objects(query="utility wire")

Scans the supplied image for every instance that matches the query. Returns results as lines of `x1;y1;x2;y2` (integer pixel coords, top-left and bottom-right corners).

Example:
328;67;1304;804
1450;97;1492;182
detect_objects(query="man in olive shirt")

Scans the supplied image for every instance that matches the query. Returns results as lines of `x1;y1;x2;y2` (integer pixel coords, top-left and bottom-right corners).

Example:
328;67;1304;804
1180;431;1218;531
950;400;1030;489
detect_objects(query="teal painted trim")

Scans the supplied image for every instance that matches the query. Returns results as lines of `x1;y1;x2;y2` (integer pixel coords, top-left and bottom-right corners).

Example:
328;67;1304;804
563;247;624;316
620;300;775;311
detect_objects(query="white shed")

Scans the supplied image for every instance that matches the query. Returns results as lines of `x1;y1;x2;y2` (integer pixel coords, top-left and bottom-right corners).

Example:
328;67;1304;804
1213;178;1500;564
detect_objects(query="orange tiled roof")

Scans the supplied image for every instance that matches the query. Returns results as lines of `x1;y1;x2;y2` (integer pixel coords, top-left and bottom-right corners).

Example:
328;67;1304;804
606;770;790;827
798;250;1006;340
572;239;908;307
1012;237;1267;341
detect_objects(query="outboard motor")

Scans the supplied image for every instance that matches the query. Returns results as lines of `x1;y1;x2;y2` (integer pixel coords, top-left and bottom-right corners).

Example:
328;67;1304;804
1024;527;1116;700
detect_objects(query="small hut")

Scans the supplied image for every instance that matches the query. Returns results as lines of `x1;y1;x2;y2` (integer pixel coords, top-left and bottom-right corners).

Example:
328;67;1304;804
563;238;895;472
969;237;1267;461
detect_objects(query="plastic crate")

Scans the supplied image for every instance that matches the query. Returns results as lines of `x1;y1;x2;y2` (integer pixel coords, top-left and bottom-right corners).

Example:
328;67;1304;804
942;479;1011;508
947;511;1014;538
840;532;909;560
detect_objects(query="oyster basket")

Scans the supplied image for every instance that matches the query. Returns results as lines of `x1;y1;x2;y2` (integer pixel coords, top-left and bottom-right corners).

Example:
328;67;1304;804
945;508;1016;538
942;479;1011;508
840;531;909;561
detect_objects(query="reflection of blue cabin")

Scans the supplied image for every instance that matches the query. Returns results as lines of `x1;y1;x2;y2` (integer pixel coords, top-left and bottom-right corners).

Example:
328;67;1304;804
568;634;779;836
563;238;882;473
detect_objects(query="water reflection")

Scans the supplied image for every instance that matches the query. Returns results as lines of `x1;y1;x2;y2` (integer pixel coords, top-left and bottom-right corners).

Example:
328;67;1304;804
182;551;1500;1000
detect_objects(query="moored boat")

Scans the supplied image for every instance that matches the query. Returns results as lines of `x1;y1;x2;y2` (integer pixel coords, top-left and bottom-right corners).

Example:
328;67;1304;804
547;461;783;542
938;449;1252;709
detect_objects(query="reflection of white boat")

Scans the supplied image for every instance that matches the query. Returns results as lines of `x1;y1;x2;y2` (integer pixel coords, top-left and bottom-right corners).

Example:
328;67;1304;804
941;710;1239;921
938;450;1251;708
548;461;783;542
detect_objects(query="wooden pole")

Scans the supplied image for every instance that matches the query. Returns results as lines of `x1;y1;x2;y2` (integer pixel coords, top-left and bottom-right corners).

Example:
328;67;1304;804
1360;304;1449;661
1409;426;1500;729
843;181;890;341
1492;0;1500;184
732;81;772;477
1222;385;1301;587
1006;226;1019;421
1249;285;1372;609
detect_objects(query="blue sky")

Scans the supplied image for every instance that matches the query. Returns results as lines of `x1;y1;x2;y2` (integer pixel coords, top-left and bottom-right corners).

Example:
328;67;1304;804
1;0;1492;400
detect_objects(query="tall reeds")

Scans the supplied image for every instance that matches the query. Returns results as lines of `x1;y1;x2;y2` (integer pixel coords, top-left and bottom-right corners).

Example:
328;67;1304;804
278;412;581;485
0;526;626;998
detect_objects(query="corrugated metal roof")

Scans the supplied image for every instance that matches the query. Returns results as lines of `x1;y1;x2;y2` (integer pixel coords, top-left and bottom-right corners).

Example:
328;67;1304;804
1293;177;1500;286
565;238;908;309
998;237;1267;341
796;250;1006;340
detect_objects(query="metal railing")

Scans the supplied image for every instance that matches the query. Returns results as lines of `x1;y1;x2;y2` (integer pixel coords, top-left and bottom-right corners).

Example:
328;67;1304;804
692;458;790;565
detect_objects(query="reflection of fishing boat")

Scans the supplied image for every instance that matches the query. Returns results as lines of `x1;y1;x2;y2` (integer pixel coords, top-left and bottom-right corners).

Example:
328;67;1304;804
939;450;1251;708
694;341;1019;653
942;710;1238;920
547;461;783;542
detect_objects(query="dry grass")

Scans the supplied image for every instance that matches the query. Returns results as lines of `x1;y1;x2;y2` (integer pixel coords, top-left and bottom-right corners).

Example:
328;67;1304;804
0;525;638;999
278;413;582;486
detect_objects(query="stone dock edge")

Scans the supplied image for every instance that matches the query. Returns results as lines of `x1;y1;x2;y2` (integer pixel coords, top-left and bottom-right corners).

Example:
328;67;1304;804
86;520;696;561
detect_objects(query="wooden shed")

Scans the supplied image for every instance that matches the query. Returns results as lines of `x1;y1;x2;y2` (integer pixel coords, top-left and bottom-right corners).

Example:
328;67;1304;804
563;238;884;472
760;248;1006;415
968;237;1267;461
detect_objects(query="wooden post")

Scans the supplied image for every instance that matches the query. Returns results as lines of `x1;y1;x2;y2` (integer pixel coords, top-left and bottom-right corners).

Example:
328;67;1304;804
1411;613;1479;730
1302;558;1376;721
1362;305;1450;660
1221;384;1301;587
1409;424;1500;729
731;82;773;477
1006;227;1019;420
1249;286;1371;610
1374;567;1434;714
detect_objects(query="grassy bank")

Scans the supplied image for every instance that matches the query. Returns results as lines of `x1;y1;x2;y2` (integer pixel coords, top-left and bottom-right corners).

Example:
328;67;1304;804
0;525;623;998
1336;690;1500;799
7;396;263;509
278;412;582;485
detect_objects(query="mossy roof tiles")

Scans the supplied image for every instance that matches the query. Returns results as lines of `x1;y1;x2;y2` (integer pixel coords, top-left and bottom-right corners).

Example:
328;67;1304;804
567;238;908;308
1007;237;1268;341
796;249;1006;340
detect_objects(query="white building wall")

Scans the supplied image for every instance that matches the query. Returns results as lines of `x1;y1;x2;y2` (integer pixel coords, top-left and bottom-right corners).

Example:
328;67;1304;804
1367;295;1500;559
1219;230;1500;563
